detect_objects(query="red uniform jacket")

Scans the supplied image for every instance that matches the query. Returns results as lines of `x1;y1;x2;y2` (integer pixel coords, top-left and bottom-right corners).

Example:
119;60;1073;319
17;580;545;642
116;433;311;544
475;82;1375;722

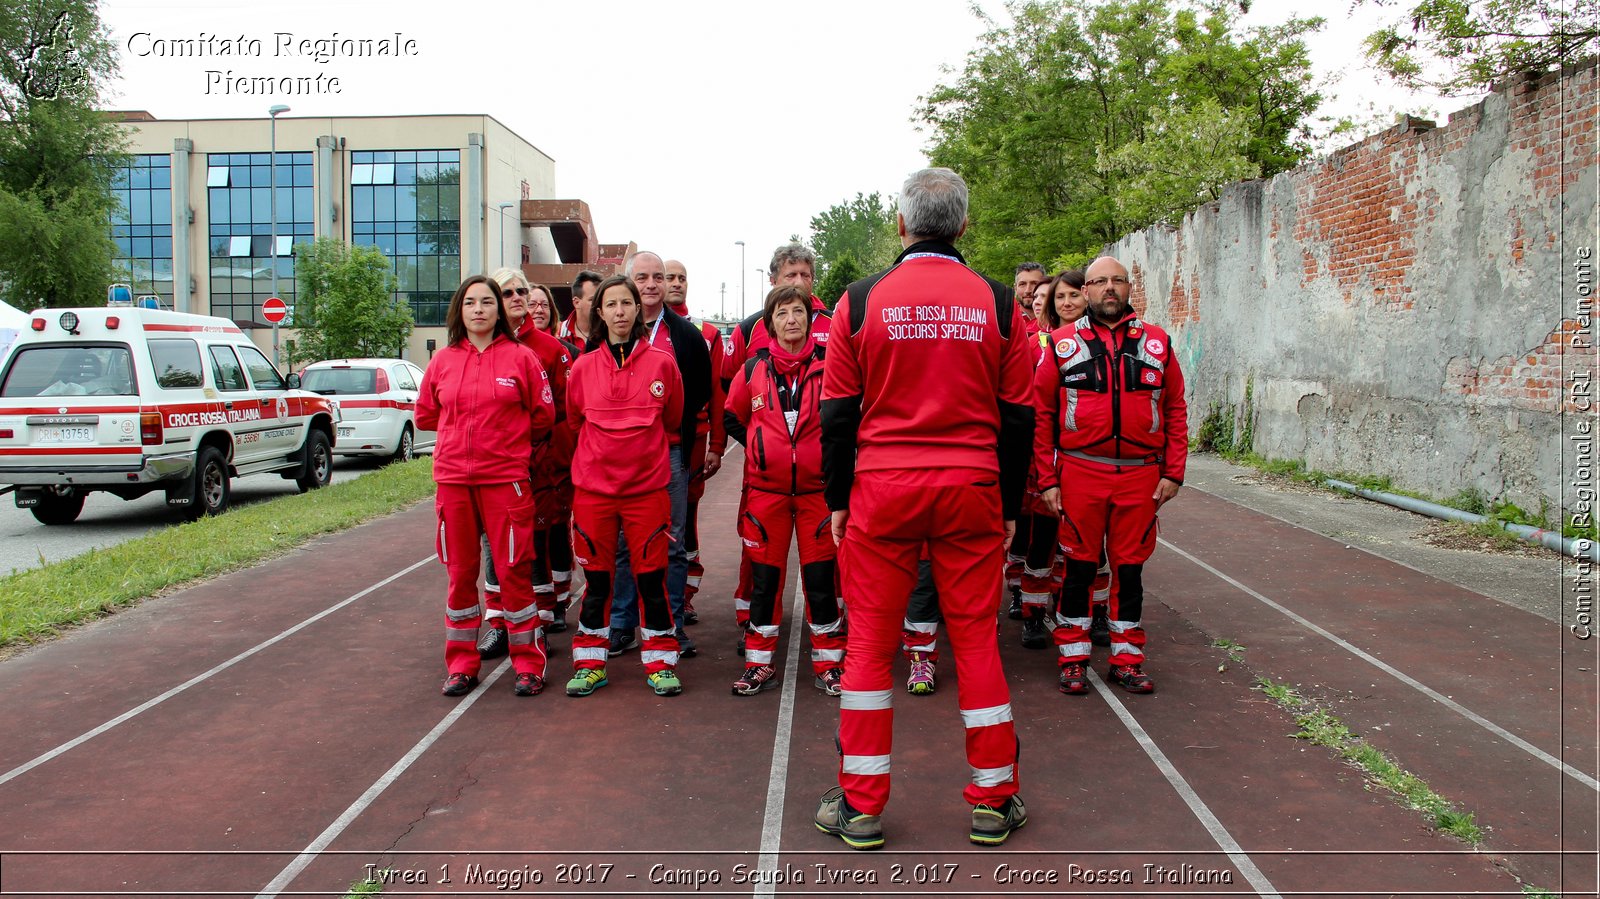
415;335;555;485
725;342;826;496
568;339;684;498
820;241;1035;520
1032;311;1189;488
517;324;577;473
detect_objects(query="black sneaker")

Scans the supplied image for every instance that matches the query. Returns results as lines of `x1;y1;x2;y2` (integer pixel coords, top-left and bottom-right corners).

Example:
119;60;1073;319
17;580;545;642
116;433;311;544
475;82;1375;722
607;629;638;657
676;627;697;658
683;600;699;625
736;633;746;656
477;625;508;660
1108;663;1155;693
1090;607;1110;647
1020;617;1050;649
548;604;568;633
441;672;479;697
513;672;545;696
1006;588;1023;620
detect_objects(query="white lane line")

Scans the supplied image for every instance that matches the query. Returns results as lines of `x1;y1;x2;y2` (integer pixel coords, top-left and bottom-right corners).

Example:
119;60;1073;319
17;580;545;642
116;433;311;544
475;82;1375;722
754;581;808;899
0;556;435;788
1161;537;1600;792
1089;668;1283;898
256;658;511;898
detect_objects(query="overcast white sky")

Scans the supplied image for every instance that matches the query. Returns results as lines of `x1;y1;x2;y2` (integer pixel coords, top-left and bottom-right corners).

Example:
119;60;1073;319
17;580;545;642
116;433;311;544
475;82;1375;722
98;0;1467;318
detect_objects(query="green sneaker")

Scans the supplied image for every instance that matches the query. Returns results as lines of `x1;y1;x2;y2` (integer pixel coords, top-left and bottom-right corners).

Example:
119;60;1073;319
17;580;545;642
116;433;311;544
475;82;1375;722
566;667;608;697
647;668;683;696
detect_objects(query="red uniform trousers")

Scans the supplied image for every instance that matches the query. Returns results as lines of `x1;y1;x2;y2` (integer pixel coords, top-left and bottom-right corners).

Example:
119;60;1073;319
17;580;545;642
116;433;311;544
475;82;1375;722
570;488;677;674
1018;510;1058;620
534;474;575;611
1053;455;1160;668
739;489;846;675
436;482;546;678
837;470;1020;815
732;482;753;629
900;555;940;661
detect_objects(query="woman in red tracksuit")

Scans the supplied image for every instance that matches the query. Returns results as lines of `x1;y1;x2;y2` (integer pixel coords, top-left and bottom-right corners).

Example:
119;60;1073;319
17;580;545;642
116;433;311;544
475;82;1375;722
416;275;556;698
564;275;686;698
723;285;846;696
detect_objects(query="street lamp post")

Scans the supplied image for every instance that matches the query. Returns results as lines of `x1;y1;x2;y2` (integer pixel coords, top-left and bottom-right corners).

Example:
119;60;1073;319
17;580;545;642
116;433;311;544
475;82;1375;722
754;269;765;315
734;240;745;320
497;202;516;267
268;104;290;367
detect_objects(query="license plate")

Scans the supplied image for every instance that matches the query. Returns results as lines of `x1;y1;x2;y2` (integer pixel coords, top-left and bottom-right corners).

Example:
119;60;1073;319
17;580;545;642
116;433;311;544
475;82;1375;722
337;427;354;437
35;426;94;444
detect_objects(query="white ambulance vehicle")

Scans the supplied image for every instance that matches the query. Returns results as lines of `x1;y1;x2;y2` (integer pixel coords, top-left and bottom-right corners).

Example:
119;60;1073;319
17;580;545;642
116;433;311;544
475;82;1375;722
0;307;339;524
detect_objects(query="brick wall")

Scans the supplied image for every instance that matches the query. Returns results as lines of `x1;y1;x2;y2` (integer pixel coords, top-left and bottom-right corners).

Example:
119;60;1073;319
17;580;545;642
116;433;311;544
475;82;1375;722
1109;62;1598;509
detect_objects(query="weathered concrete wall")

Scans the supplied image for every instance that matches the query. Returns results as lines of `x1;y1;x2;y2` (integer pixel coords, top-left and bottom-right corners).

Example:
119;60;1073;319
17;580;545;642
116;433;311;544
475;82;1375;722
1110;63;1597;511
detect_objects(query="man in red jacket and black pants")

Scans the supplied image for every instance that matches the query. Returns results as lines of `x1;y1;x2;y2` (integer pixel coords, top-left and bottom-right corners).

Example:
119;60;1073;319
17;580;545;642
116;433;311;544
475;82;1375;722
1035;255;1186;695
815;167;1034;850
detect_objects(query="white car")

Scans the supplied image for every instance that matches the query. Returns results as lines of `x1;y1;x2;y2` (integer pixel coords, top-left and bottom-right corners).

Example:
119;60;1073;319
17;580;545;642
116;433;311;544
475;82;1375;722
299;358;434;463
0;307;338;524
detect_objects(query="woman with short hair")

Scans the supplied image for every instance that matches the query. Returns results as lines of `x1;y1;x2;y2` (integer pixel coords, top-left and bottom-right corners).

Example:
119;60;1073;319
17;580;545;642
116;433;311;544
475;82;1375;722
723;285;845;696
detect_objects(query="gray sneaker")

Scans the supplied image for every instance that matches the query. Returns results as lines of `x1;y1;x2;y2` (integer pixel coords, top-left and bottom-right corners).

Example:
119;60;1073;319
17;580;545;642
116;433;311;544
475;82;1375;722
814;786;884;850
970;795;1027;845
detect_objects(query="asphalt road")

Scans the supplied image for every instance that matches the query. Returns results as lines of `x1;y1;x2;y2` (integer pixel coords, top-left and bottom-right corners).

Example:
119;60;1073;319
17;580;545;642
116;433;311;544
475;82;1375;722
1;456;395;576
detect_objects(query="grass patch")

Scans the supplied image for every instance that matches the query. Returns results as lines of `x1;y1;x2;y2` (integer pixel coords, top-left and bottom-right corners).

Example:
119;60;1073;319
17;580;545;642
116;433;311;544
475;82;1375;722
1209;451;1590;545
1521;886;1562;898
0;457;436;648
1211;637;1246;670
1254;678;1485;844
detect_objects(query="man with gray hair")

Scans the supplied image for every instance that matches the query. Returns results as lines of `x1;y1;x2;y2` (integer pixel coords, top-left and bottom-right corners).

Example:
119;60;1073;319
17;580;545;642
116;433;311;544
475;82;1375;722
816;167;1033;849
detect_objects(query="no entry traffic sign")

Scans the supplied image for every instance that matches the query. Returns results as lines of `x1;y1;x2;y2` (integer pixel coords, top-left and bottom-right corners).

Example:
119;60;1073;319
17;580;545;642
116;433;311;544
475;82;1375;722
262;296;288;324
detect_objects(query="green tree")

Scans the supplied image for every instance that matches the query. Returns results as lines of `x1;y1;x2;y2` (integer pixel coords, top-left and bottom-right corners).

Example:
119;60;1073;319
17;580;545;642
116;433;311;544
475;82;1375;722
807;192;899;305
918;0;1324;278
289;238;411;365
813;256;864;311
0;0;125;310
1360;0;1599;95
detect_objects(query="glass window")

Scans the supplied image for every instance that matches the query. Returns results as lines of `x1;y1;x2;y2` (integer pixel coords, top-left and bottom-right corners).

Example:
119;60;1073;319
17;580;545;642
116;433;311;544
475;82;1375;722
207;166;229;187
207;152;313;325
236;344;284;390
148;339;203;389
111;155;175;305
302;366;376;395
351;164;372;185
1;345;136;398
392;364;416;391
209;345;248;391
352;149;461;326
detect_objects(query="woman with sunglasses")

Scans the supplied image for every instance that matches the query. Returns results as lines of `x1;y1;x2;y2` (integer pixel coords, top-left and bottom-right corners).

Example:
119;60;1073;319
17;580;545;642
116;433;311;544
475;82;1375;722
417;275;556;697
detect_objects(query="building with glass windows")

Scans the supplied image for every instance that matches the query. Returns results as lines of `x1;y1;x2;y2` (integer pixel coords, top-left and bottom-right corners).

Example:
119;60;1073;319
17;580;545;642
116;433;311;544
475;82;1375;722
109;112;624;363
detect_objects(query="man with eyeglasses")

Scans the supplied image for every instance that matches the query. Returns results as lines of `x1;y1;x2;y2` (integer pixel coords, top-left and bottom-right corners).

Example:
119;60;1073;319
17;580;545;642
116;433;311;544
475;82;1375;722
1034;256;1187;695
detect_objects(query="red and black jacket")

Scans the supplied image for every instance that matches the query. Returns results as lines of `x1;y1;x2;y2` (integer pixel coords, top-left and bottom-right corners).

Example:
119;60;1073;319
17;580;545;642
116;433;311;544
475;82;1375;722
819;241;1035;520
724;344;826;496
1032;310;1188;487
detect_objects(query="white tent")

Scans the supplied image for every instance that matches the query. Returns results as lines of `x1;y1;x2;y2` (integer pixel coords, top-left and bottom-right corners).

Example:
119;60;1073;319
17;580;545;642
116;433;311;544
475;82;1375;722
0;300;28;361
